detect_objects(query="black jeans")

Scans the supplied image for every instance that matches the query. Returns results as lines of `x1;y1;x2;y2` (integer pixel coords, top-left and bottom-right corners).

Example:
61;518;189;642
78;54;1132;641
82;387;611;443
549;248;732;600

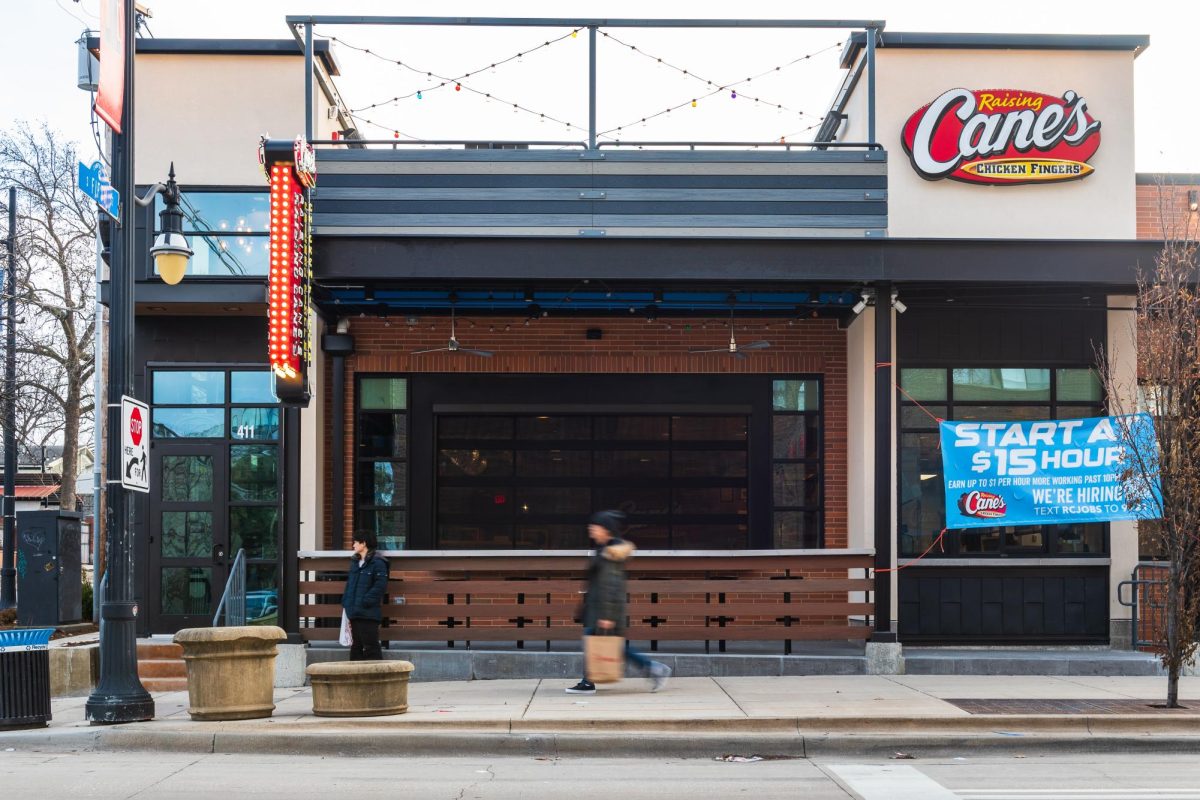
349;618;382;661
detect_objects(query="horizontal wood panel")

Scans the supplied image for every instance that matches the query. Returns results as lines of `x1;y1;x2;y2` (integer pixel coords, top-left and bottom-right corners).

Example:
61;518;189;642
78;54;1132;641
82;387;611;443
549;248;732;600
300;578;871;594
319;187;885;202
301;602;873;619
318;173;887;190
312;225;883;239
318;200;885;215
314;148;886;238
299;557;870;573
300;625;872;642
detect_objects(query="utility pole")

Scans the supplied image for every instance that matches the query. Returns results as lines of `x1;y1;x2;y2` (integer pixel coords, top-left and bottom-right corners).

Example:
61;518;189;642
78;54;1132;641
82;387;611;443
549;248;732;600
85;0;154;724
1;187;15;612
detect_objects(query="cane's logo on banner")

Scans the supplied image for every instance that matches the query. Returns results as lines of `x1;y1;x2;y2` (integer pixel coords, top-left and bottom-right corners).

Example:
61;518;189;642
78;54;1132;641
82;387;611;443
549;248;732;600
902;89;1101;185
959;490;1008;519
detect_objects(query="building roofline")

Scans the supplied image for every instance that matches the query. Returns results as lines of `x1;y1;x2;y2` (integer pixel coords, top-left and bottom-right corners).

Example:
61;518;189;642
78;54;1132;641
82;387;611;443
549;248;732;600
86;37;340;76
1136;173;1200;186
840;31;1150;68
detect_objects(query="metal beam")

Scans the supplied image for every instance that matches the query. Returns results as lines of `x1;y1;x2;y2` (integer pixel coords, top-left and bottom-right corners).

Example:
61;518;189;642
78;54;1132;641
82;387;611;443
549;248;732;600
872;281;895;641
285;16;885;29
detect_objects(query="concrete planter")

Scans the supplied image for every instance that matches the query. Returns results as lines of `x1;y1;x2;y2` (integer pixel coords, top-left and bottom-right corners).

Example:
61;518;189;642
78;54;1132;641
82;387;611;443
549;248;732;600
306;660;415;717
174;626;287;721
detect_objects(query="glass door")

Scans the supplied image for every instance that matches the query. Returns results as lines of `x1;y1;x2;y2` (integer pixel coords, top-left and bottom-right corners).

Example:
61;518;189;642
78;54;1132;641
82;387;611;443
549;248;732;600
148;442;229;631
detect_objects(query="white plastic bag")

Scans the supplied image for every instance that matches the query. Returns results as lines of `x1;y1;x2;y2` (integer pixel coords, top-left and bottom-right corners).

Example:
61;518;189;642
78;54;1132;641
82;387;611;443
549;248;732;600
339;610;353;647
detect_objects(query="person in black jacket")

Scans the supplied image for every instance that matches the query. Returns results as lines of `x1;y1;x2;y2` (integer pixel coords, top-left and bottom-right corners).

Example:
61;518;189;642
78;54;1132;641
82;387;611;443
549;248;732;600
566;510;671;694
342;531;388;661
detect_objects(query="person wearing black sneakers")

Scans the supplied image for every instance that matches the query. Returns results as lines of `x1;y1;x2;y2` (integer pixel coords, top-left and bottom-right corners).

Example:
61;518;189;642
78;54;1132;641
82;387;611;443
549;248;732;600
342;531;388;661
565;510;672;694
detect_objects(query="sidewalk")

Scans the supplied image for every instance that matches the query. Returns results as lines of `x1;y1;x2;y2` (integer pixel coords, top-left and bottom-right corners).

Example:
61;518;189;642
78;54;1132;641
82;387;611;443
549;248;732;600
8;675;1200;758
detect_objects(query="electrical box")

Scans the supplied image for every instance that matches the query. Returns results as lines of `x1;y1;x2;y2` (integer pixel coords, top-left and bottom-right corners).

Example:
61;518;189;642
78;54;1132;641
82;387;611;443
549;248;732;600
16;511;84;626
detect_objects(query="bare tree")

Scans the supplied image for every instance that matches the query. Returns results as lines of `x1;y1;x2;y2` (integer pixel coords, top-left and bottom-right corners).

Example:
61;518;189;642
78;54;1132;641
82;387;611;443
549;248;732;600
0;123;97;512
1098;181;1200;708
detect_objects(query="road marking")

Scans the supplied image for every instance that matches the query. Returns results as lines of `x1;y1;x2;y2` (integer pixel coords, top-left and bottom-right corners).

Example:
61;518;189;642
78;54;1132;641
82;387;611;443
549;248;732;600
828;764;961;799
958;793;1200;799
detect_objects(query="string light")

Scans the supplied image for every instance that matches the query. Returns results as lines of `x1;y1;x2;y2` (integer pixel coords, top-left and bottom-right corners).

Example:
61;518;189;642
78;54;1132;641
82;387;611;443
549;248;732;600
596;38;841;138
329;28;580;109
598;31;839;120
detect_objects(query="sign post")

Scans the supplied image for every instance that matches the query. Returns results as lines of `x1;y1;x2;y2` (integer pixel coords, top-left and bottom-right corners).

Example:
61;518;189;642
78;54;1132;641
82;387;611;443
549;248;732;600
120;396;148;493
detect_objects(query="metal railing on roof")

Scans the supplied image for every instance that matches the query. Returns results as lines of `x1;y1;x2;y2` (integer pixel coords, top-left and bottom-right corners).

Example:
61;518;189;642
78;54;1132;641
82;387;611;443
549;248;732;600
287;16;884;152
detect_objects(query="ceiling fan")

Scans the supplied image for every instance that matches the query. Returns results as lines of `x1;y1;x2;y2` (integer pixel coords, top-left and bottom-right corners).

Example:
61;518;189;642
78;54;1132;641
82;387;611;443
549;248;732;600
411;298;494;358
689;304;770;360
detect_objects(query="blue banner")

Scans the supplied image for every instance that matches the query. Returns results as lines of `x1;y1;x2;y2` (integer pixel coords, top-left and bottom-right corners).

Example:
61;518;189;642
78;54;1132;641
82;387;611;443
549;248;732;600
940;414;1162;529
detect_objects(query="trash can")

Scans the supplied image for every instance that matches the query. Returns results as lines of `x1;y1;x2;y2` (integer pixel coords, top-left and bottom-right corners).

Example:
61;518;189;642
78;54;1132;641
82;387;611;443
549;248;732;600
0;628;55;729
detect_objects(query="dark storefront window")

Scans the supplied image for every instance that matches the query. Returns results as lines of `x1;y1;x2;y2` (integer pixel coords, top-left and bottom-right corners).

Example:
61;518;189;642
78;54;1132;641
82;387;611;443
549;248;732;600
355;377;408;550
435;412;752;549
771;379;823;548
898;367;1107;558
154;190;269;278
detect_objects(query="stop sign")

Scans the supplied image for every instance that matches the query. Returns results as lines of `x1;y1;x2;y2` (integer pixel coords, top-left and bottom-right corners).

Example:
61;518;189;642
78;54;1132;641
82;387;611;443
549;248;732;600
129;406;144;446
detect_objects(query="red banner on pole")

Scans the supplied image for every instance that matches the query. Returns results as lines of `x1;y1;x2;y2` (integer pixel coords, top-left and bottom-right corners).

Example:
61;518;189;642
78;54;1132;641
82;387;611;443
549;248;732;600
95;0;125;133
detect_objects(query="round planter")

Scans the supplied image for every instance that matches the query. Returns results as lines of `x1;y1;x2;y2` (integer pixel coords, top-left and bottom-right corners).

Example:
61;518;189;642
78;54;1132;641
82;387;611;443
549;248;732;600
306;660;415;717
173;626;287;721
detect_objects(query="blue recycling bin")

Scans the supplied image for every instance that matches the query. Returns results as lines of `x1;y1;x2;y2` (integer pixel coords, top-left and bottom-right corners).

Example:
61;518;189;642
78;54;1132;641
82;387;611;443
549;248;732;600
0;628;55;728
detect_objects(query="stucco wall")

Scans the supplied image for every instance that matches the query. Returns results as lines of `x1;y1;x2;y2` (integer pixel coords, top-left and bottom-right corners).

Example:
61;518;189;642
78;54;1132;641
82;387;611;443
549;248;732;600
842;47;1136;239
134;52;337;187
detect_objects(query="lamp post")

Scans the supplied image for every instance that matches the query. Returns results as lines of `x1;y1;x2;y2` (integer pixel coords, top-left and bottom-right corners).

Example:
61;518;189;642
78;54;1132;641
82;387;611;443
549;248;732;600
86;0;191;724
0;188;15;613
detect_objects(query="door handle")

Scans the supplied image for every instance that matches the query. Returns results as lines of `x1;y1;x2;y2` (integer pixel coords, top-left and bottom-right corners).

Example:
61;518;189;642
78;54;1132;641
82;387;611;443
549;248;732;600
212;544;227;563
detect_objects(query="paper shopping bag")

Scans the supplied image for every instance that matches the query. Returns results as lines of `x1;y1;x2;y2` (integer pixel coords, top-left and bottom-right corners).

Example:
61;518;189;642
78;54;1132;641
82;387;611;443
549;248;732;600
339;610;353;647
584;634;625;683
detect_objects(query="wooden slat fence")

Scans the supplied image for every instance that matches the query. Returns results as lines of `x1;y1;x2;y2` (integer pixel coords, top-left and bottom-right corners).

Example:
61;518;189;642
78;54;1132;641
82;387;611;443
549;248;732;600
299;549;874;652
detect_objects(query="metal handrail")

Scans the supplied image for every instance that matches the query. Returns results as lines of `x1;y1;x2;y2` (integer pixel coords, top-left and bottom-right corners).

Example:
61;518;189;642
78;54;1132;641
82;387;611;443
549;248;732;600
212;548;247;627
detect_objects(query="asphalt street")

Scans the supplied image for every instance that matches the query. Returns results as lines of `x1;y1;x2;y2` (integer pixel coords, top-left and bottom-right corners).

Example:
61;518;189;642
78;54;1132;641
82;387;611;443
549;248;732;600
3;751;1200;799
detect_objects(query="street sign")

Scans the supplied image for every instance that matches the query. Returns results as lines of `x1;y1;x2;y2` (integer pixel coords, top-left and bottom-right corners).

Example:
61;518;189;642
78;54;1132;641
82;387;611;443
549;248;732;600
121;395;148;493
78;160;120;221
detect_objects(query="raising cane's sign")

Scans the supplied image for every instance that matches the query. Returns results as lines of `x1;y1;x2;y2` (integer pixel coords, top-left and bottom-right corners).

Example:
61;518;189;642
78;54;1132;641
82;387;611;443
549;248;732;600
260;136;315;406
901;88;1101;185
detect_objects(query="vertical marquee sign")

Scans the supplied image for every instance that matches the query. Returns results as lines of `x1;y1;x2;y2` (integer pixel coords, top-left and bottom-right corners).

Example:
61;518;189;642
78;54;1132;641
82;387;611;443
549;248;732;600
259;137;315;405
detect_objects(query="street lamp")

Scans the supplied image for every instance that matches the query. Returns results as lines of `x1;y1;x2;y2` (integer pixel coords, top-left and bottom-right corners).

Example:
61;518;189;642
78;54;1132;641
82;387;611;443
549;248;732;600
139;164;193;285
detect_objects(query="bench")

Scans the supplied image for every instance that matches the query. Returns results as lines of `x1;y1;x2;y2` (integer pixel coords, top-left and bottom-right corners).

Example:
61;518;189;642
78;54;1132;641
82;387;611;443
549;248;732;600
305;660;415;717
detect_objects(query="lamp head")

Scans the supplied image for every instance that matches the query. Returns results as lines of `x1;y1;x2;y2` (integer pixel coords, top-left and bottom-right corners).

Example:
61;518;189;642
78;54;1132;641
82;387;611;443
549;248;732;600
149;163;193;284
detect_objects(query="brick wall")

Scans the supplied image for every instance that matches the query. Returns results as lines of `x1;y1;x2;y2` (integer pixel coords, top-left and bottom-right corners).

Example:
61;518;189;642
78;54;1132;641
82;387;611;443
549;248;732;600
322;315;848;550
1135;181;1199;240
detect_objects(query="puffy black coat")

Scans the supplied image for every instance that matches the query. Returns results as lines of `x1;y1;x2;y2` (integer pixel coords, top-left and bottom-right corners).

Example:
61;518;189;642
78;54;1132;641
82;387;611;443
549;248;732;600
342;553;389;622
581;538;636;635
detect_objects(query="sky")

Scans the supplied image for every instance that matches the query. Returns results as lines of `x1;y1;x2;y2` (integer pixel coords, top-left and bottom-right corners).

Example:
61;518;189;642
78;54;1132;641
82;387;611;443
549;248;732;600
4;0;1200;171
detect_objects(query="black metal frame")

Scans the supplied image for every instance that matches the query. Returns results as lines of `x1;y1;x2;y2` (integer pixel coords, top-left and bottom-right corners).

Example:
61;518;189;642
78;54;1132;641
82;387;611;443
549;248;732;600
355;373;826;550
149;186;270;281
896;365;1112;559
142;366;285;633
352;375;410;550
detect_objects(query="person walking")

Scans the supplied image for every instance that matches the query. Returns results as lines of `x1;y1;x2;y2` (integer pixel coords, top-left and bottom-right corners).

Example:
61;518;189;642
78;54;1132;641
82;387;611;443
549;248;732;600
342;531;388;661
566;510;672;694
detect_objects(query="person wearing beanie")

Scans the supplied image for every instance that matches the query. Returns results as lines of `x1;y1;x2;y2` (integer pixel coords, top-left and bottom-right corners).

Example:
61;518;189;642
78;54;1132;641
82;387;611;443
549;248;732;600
342;530;389;660
566;510;672;694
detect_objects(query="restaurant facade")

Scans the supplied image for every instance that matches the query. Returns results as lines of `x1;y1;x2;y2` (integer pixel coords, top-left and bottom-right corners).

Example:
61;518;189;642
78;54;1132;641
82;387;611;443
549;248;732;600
96;19;1185;651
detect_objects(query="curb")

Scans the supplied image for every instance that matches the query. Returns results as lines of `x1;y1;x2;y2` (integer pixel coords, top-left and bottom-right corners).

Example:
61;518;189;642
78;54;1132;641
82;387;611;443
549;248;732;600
3;723;1200;759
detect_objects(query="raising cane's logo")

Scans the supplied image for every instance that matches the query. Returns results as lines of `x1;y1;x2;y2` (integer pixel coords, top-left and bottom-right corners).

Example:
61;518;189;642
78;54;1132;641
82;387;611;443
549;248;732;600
959;490;1008;519
902;88;1101;185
